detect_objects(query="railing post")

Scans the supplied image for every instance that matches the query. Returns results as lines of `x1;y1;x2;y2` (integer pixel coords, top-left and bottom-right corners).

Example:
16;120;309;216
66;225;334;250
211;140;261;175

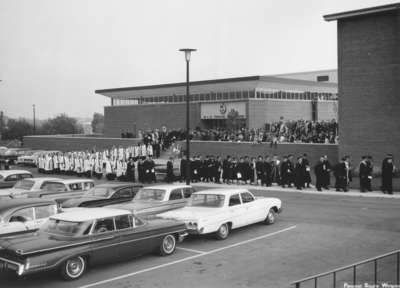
295;283;300;288
397;251;399;285
315;277;317;288
333;271;336;288
374;259;377;285
353;265;356;285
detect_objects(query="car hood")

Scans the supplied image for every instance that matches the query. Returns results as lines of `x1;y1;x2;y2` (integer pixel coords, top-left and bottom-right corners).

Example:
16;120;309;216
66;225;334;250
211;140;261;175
0;232;74;256
158;206;221;221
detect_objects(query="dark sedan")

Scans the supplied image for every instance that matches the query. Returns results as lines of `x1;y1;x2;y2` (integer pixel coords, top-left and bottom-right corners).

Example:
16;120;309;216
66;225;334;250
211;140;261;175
0;208;187;280
61;183;143;208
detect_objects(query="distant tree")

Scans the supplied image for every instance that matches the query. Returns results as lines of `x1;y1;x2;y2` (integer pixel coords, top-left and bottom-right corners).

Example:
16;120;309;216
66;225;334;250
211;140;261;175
91;113;104;134
2;118;33;140
39;113;83;135
226;109;240;130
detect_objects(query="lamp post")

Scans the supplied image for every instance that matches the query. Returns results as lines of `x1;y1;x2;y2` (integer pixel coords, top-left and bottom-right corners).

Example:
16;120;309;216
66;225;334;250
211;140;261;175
33;104;36;135
179;48;196;185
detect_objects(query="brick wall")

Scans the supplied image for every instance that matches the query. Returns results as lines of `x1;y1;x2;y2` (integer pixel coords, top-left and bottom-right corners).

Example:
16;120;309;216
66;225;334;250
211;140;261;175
179;141;338;167
337;10;400;165
24;136;141;152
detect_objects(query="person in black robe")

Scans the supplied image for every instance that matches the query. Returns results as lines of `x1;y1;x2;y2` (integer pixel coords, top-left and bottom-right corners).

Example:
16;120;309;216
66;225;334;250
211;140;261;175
314;156;325;191
334;156;351;192
381;154;395;194
281;156;293;188
222;156;231;183
214;156;222;183
256;156;264;186
138;157;145;183
359;156;369;192
322;155;332;189
302;153;312;188
165;157;175;183
366;156;373;191
180;155;187;182
294;157;305;190
263;156;272;186
126;157;136;182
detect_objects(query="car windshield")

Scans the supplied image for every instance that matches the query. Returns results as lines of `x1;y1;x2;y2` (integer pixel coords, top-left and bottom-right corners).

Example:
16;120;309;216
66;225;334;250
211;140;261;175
42;219;93;236
83;187;113;198
135;189;165;201
13;179;35;190
189;194;225;208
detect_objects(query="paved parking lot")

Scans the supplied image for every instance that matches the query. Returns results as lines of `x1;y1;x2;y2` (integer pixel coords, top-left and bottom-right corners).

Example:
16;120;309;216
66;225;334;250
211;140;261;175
1;168;399;287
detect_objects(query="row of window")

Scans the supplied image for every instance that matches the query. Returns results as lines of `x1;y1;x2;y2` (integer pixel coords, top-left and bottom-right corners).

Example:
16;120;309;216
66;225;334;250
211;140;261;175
111;90;338;106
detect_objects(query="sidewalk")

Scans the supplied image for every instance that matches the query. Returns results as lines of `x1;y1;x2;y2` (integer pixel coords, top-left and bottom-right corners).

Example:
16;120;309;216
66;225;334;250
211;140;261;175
190;182;400;199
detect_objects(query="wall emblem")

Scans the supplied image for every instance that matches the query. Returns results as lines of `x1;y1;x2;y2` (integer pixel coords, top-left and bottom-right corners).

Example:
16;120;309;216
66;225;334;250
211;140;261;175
219;103;227;114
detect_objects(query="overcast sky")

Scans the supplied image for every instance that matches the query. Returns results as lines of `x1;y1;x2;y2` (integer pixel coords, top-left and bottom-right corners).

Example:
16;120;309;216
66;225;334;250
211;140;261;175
0;0;395;119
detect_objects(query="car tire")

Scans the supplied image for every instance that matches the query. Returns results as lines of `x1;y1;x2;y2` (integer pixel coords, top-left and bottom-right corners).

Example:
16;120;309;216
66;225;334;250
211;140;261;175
60;256;87;281
159;234;176;256
264;208;276;225
215;223;230;240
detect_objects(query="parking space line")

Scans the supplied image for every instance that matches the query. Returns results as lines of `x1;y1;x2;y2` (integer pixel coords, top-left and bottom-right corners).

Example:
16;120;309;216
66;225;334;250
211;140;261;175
176;246;206;254
78;225;296;288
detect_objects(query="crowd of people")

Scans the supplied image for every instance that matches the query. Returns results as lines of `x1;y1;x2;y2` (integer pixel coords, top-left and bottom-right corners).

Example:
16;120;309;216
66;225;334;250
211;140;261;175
174;153;396;194
36;145;159;183
144;119;338;145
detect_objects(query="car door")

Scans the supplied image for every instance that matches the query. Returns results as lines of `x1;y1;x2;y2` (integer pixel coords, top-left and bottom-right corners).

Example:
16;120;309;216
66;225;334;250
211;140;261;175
115;215;156;259
33;204;58;228
89;217;121;265
166;188;187;211
227;194;246;228
3;207;36;236
240;192;264;225
182;187;194;206
3;174;19;188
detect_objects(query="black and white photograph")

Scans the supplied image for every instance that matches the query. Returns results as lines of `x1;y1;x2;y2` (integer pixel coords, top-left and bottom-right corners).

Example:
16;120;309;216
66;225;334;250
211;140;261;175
0;0;399;287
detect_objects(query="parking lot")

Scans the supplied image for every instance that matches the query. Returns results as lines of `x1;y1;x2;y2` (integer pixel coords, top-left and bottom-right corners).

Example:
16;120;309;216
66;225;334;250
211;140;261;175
1;167;399;288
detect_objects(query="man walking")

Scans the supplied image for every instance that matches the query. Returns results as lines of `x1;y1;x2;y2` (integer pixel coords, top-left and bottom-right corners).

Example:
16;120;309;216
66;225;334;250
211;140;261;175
382;154;395;194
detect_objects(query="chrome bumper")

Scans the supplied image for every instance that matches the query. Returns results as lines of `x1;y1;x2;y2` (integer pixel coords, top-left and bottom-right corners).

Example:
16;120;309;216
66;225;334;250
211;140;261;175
0;257;25;275
178;231;189;243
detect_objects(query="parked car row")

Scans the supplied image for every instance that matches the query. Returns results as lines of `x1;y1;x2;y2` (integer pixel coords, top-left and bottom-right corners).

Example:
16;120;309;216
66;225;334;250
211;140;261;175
0;179;282;282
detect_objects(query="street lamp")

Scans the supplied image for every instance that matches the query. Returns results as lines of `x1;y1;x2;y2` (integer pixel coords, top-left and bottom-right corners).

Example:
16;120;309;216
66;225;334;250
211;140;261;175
33;104;36;135
179;48;196;185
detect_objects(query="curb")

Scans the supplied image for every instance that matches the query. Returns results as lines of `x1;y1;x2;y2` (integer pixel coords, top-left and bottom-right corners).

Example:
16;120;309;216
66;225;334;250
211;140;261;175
188;182;400;199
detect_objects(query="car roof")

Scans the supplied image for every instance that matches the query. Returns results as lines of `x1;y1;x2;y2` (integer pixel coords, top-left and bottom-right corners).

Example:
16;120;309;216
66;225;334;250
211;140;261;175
96;183;141;188
45;179;94;184
142;184;192;190
21;177;62;182
52;208;130;222
0;198;56;214
193;188;251;196
0;170;32;177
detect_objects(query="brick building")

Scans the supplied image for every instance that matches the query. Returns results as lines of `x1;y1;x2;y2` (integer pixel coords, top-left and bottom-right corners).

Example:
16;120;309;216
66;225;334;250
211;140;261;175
324;3;400;166
96;70;338;138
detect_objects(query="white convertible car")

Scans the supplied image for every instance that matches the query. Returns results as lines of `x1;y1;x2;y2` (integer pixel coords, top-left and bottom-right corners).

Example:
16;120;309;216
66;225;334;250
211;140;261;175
158;188;282;240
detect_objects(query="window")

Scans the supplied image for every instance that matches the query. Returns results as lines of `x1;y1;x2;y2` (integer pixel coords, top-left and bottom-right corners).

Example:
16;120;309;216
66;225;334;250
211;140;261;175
20;174;33;179
69;183;83;191
223;92;229;100
229;92;235;99
83;182;94;190
241;192;255;203
113;187;132;198
115;215;132;230
217;93;222;100
41;182;67;192
93;218;115;233
317;75;329;82
243;91;249;99
229;194;241;206
249;90;255;98
169;189;183;200
5;174;18;182
35;205;56;219
183;188;194;198
9;207;34;223
256;92;261;99
200;94;205;101
205;93;211;101
211;93;216;100
236;91;242;99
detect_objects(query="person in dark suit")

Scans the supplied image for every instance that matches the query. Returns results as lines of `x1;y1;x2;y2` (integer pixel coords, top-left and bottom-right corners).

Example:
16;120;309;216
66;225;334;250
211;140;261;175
180;155;187;182
382;154;395;194
314;156;325;191
359;156;369;192
366;155;373;191
281;156;293;188
214;156;222;183
256;156;264;186
263;156;272;186
222;155;231;183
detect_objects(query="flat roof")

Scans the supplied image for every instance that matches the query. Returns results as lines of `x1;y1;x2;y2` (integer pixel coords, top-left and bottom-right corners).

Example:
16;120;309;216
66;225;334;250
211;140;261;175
194;188;250;196
324;2;400;21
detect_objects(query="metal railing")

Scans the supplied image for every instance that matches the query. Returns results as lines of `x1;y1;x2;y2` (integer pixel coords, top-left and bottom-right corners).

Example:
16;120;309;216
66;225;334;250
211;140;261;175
292;249;400;288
